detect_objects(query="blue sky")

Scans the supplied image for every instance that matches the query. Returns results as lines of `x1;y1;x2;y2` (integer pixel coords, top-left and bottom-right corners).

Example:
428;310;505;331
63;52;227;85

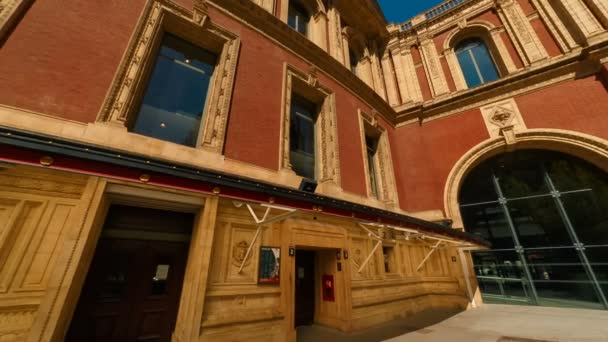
378;0;446;24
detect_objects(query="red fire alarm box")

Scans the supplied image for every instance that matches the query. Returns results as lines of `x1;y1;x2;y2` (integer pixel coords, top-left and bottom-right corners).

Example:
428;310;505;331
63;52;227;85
322;275;335;302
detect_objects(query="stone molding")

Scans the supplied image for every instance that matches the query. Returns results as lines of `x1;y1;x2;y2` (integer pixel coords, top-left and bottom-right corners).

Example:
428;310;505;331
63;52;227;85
0;0;32;42
444;128;608;229
280;63;341;185
97;0;241;154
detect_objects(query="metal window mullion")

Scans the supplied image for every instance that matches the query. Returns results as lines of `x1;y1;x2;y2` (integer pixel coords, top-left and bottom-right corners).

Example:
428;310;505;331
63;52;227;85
468;49;485;84
543;169;608;309
491;172;540;304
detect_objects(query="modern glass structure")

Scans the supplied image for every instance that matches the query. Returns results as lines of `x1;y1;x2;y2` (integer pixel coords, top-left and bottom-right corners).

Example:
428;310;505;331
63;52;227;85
460;150;608;310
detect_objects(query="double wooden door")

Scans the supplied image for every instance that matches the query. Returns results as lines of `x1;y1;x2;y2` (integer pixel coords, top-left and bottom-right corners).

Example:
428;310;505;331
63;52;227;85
66;238;189;341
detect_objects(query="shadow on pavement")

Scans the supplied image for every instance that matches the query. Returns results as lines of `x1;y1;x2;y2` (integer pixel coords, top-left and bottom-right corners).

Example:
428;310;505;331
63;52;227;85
297;308;463;342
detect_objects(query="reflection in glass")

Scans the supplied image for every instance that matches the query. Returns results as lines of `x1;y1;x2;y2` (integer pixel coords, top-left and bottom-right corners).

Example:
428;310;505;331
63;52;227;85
132;34;216;146
508;197;574;248
562;192;608;245
460;203;514;249
455;38;499;88
289;95;317;179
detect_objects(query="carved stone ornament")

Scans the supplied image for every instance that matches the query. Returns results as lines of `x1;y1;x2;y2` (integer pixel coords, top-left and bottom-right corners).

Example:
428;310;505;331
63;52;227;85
231;240;251;267
480;98;527;139
489;107;515;127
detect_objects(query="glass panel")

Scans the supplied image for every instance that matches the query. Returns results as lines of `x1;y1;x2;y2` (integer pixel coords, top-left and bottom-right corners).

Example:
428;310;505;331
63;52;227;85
288;3;308;35
545;154;608;193
460;202;515;249
459;162;497;204
561;191;608;245
456;48;481;88
493;152;549;198
473;250;531;300
132;34;216;146
507;196;574;248
471;42;499;83
585;246;608;282
524;248;602;309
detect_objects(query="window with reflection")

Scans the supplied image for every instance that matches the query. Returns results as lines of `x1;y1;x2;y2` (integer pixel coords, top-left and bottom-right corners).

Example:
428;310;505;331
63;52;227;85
131;34;217;146
455;38;499;88
290;94;318;179
288;1;309;36
460;150;608;310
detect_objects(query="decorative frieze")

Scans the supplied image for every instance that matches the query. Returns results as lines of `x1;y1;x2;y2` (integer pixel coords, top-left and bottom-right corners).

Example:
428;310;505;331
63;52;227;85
480;98;527;141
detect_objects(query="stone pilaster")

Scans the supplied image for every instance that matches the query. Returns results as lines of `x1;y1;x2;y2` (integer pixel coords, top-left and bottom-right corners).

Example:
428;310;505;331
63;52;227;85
381;52;401;106
490;28;518;73
444;49;468;90
496;0;548;65
311;12;328;51
391;44;423;103
418;34;449;97
585;0;608;28
0;0;31;41
369;42;388;100
327;5;344;63
531;0;580;52
560;0;604;39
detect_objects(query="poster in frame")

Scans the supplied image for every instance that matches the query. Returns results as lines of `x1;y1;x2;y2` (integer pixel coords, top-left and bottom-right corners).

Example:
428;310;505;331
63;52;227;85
258;246;281;284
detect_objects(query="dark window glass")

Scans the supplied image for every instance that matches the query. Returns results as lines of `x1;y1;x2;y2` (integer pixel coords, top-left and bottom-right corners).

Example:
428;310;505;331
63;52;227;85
561;192;608;245
366;135;379;198
288;2;309;35
290;95;317;179
493;152;549;199
132;34;217;146
459;162;497;204
349;49;358;75
508;196;574;248
460;203;514;249
455;38;499;88
585;246;608;282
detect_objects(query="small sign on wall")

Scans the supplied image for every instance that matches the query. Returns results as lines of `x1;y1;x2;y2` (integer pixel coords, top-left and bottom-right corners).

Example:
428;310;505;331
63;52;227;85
258;246;280;285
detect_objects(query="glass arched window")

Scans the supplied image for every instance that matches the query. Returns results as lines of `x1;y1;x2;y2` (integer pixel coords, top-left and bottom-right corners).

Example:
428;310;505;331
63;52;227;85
459;150;608;310
288;1;309;36
455;38;499;88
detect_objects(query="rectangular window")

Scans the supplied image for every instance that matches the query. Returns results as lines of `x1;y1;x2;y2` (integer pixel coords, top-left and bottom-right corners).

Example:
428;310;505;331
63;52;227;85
383;246;395;273
366;135;379;198
290;94;317;179
131;34;217;147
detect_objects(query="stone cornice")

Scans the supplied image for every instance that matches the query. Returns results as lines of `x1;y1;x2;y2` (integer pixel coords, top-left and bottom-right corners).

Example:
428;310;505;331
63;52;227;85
208;0;398;124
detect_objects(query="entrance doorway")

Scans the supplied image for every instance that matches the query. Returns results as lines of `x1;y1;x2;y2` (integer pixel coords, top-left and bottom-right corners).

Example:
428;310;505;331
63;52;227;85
66;205;194;341
295;250;316;327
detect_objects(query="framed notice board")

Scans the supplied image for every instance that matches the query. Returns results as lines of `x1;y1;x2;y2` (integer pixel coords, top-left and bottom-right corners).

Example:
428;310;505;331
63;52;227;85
258;246;280;284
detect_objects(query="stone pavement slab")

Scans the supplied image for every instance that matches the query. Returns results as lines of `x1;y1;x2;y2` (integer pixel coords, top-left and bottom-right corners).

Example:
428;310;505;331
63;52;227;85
384;304;608;342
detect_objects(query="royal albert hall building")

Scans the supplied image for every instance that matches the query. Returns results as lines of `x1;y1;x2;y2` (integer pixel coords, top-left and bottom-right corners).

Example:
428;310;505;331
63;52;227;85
0;0;608;341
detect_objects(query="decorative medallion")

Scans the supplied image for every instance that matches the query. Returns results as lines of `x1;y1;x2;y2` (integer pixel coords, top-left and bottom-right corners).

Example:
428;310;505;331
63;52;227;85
232;241;251;267
489;107;514;127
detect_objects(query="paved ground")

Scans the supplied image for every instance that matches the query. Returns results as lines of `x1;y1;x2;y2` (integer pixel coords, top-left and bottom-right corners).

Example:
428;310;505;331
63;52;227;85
297;308;461;342
298;304;608;342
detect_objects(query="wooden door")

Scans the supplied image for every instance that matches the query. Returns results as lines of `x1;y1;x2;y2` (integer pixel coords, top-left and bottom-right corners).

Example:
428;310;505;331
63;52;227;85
295;250;316;327
66;238;189;341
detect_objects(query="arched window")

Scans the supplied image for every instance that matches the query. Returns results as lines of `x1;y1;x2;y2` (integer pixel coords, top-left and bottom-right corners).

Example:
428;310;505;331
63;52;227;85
459;150;608;310
455;38;499;88
288;0;310;36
